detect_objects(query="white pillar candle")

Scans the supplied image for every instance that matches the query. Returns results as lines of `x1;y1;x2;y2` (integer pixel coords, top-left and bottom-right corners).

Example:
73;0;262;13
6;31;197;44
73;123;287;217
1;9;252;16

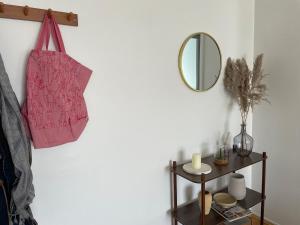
192;153;201;169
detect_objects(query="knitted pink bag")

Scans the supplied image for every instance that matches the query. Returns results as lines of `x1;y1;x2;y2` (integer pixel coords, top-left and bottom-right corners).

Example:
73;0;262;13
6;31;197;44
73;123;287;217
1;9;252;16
22;14;92;149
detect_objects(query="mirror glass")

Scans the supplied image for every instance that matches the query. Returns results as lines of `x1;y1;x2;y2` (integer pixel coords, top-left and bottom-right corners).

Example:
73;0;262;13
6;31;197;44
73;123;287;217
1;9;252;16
179;33;221;91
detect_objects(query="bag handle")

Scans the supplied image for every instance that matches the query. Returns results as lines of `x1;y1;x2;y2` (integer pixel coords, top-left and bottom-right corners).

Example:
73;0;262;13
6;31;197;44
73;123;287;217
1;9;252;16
51;15;66;53
35;14;66;53
49;14;66;53
35;15;50;50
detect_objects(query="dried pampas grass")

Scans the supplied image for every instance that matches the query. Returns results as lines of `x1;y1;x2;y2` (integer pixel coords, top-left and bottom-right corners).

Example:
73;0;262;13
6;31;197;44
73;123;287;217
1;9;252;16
224;54;268;124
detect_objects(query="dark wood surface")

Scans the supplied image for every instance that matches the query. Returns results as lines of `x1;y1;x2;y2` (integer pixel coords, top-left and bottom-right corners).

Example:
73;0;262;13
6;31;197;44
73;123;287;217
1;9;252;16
174;188;263;225
175;151;263;183
172;161;178;225
201;174;205;225
260;152;267;225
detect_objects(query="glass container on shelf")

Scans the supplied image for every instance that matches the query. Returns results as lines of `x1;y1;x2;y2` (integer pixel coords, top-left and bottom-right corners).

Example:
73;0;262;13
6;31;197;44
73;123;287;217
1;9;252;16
233;124;253;157
214;145;229;166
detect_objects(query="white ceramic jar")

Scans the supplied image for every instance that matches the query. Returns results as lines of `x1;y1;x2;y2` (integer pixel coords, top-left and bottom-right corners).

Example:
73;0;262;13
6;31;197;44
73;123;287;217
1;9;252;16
228;173;246;200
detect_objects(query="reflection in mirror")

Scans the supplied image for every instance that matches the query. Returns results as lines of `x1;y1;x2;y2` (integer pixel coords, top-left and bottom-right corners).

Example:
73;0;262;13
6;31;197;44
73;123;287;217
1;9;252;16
179;33;221;91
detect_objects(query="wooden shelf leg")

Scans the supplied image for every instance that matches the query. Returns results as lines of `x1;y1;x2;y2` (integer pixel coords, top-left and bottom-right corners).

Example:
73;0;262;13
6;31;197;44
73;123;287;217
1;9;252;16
172;161;178;225
261;152;267;225
201;174;205;225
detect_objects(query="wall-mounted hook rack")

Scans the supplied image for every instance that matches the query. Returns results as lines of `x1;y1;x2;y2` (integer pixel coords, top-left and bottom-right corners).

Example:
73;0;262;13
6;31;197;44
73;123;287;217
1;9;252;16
0;2;78;26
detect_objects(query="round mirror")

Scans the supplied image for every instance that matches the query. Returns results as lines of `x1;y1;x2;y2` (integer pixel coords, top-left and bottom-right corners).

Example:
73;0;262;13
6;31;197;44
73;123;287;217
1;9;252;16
178;33;222;91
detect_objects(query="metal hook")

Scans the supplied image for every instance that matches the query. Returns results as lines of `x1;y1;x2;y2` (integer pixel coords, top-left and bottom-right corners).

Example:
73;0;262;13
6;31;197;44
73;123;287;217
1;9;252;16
23;5;29;16
0;2;5;13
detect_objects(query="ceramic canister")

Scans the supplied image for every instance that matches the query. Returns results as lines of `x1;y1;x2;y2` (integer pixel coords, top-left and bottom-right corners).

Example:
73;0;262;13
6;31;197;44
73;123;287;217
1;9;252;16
198;191;212;215
228;173;246;200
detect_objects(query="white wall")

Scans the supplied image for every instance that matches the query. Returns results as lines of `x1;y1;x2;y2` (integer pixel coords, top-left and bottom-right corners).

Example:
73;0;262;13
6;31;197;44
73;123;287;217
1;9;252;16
0;0;254;225
253;0;300;224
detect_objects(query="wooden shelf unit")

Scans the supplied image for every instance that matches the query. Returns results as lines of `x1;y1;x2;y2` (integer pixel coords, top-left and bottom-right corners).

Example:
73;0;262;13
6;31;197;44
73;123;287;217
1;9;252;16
171;151;267;225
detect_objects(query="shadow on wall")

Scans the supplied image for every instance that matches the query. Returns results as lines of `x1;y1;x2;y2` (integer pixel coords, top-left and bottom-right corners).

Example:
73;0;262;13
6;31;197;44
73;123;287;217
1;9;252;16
223;98;234;138
165;98;234;224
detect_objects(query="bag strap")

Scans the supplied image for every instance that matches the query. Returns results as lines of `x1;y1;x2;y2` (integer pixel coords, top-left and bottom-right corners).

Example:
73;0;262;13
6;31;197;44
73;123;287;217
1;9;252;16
35;15;50;50
35;14;66;53
49;15;66;53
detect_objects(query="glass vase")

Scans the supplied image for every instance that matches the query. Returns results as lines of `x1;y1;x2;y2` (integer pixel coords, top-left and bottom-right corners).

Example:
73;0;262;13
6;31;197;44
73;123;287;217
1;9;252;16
233;123;253;157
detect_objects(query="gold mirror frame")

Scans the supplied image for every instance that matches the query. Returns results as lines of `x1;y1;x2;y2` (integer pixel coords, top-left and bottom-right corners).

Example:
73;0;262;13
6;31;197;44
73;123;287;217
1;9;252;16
178;32;222;92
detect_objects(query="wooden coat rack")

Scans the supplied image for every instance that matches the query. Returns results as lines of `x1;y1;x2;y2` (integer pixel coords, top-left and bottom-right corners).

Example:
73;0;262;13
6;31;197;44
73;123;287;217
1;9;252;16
0;2;78;26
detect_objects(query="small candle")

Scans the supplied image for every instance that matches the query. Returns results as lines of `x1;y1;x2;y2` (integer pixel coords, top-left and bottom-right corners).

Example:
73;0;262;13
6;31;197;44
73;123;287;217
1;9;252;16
192;153;201;169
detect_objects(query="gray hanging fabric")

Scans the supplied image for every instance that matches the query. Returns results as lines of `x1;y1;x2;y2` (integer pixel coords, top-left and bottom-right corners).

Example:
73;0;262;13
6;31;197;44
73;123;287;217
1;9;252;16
0;54;36;225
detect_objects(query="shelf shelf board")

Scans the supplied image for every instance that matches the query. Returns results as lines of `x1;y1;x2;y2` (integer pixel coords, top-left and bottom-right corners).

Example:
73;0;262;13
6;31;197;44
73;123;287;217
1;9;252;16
173;188;262;225
175;151;263;183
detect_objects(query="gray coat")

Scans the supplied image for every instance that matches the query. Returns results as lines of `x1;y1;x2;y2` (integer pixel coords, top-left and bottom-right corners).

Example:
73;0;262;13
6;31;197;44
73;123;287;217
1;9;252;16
0;54;35;224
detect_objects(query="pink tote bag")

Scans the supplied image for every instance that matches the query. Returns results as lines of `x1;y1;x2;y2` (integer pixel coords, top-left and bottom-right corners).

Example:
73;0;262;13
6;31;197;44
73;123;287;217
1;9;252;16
22;14;92;149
